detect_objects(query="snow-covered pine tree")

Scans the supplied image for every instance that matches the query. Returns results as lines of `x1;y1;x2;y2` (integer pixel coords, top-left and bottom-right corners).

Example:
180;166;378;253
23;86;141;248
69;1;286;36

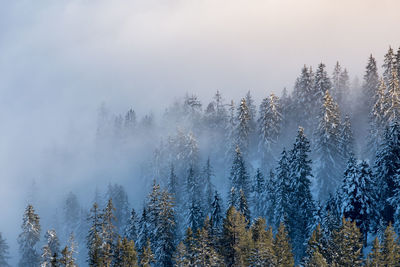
202;158;215;217
60;233;77;267
125;208;138;242
86;203;103;267
273;148;291;229
338;68;350;112
238;189;251;224
154;190;176;267
251;168;266;220
341;158;374;244
136;207;149;253
315;90;342;200
101;198;117;266
210;190;223;239
18;204;41;267
383;46;396;86
146;181;162;253
340;115;355;160
225;100;237;162
257;93;282;169
384;69;400;124
292;65;314;134
235;98;251;156
105;184;130;235
368;78;388;159
363;55;380;111
0;233;10;267
287;127;316;262
374;121;400;225
229;146;250;208
41;229;61;266
185;165;205;232
312;63;332;131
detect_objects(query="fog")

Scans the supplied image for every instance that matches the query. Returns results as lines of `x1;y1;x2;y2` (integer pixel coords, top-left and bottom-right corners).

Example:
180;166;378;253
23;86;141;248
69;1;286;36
1;0;400;264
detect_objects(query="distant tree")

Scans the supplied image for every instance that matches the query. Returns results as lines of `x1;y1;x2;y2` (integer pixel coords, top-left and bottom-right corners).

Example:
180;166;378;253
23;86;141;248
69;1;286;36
0;233;10;267
18;204;41;267
235;98;252;156
229;146;250;208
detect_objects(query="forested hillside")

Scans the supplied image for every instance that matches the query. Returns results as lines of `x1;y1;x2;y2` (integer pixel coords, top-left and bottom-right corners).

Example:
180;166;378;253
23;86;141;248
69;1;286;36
2;46;400;266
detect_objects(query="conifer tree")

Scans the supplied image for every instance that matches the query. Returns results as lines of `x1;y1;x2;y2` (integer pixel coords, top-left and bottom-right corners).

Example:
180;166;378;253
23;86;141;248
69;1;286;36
258;93;282;168
331;217;363;266
18;204;41;267
229;146;250;208
137;207;149;253
238;189;250;224
249;218;276;266
374;121;400;224
366;237;382;267
114;237;138;267
125;208;138;242
274;149;290;228
340;115;355;160
186;166;204;232
154;190;176;267
105;184;130;235
225;100;237;162
303;224;328;266
42;229;61;266
293;65;314;133
60;233;77;267
363;54;380;111
102;198;117;266
210;190;223;239
385;69;400;123
381;223;400;266
193;217;223;266
312;63;332;124
287;127;315;261
235;98;251;156
0;233;10;267
221;206;252;266
383;46;396;86
251;169;266;219
87;203;103;267
203;158;215;217
273;222;294;267
139;239;155;267
315;90;342;200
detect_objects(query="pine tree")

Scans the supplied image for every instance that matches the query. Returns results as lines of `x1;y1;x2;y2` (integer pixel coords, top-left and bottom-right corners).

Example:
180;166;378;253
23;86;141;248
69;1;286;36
341;158;374;244
229;146;250;208
287;127;315;262
313;63;332;125
385;68;400;123
366;237;382;267
258;93;282;168
125;208;138;242
331;217;363;266
251;168;266;219
186;166;204;232
274;149;290;228
193;217;223;266
101;198;117;266
203;158;215;217
18;204;41;267
42;229;61;266
139;239;155;267
86;203;103;267
381;223;400;266
174;241;189;267
183;227;196;265
167;164;180;205
210;190;223;239
105;184;130;235
383;46;396;86
249;218;276;266
293;65;314;133
235;98;251;156
221;206;252;266
137;207;150;252
303;224;328;266
60;233;77;267
154;190;176;267
0;233;10;267
363;54;380;111
114;237;138;267
273;222;294;267
225;100;237;162
238;189;250;224
374;121;400;224
315;90;342;200
340;115;355;160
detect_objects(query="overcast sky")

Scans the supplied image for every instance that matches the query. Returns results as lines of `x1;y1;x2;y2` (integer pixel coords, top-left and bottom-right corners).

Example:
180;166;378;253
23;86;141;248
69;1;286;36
0;0;400;262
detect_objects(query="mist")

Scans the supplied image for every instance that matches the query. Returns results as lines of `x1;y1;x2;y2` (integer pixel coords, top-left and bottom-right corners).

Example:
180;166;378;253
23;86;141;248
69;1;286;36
1;0;400;265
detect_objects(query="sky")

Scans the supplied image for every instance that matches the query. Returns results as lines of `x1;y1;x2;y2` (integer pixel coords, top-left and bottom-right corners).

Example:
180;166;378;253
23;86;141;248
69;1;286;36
0;0;400;263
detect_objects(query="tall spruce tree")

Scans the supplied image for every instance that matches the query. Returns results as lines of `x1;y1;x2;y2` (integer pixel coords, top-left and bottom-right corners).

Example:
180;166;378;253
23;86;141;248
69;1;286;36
86;203;103;267
383;46;396;86
293;65;314;134
251;168;266;219
210;190;223;239
363;54;380;111
203;158;215;217
125;208;138;242
18;204;41;267
287;127;315;262
0;233;10;267
315;90;342;200
235;98;251;156
229;146;250;208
